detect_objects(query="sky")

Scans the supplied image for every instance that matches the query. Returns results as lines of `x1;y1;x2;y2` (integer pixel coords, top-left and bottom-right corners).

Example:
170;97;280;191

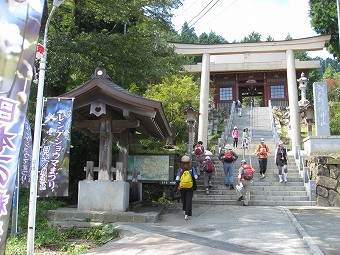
171;0;334;59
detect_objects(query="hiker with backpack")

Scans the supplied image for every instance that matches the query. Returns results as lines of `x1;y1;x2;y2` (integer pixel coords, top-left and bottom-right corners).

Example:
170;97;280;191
232;126;240;149
175;155;198;220
194;141;205;174
275;140;288;183
254;138;270;179
237;159;255;206
201;156;216;194
218;144;238;190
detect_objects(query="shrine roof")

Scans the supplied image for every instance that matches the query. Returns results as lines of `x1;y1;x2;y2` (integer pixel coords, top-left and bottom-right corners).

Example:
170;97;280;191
60;67;172;140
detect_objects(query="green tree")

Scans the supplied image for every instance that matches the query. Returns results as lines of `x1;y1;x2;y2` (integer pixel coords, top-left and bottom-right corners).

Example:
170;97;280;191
178;22;198;43
266;35;275;42
285;33;292;40
309;0;338;57
241;31;262;42
143;75;200;143
37;0;183;98
198;31;227;44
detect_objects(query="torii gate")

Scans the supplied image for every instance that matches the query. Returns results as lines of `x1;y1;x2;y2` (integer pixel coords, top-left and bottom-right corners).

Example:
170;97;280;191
170;35;331;156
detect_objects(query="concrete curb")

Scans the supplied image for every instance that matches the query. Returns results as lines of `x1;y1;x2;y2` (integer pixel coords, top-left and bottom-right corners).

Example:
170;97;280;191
284;207;324;255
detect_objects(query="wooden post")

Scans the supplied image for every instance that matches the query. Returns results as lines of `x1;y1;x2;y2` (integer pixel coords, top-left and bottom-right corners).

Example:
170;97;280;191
85;161;94;180
98;114;112;180
115;162;124;181
118;130;129;181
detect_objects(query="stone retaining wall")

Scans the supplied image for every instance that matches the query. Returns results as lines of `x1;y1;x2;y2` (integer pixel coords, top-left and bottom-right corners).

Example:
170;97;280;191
306;156;340;207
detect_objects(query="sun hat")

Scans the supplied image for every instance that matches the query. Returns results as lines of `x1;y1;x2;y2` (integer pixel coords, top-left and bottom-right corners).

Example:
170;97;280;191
181;155;190;163
260;138;265;143
234;126;237;129
278;140;284;145
205;156;211;160
241;159;247;165
224;144;232;150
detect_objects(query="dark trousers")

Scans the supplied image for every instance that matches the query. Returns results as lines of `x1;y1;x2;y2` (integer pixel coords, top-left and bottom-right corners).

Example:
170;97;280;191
180;188;193;216
259;158;267;174
233;138;238;148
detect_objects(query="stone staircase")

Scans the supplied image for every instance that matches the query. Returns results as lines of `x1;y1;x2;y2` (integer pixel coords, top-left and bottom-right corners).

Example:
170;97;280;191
193;107;316;206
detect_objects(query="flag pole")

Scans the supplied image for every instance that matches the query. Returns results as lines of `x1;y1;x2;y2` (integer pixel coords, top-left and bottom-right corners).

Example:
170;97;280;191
26;1;64;254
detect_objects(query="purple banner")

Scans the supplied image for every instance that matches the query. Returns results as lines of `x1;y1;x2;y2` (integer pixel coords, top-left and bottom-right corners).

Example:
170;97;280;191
0;0;44;253
38;98;74;197
19;118;32;188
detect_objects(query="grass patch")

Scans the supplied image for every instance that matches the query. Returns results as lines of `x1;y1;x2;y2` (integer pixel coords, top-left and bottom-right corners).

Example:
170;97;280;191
6;190;118;255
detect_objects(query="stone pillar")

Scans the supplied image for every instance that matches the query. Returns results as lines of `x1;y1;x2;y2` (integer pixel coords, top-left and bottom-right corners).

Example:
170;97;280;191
198;53;210;147
98;114;112;180
286;50;301;156
313;82;330;135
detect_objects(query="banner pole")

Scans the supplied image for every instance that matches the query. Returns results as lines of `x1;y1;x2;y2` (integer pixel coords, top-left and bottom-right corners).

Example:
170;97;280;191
26;1;64;254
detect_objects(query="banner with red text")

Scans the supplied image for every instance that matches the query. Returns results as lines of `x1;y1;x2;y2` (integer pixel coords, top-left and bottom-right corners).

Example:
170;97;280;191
0;0;44;253
38;98;74;197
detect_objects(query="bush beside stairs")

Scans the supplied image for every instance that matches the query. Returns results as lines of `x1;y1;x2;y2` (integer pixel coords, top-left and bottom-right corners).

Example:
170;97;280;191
193;107;316;206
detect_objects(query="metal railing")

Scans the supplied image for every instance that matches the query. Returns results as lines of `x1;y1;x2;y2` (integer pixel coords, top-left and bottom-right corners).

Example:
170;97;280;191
268;100;279;144
223;101;236;145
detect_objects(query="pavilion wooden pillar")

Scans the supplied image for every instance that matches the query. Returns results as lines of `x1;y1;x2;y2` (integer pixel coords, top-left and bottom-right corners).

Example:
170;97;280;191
98;114;113;180
118;129;129;181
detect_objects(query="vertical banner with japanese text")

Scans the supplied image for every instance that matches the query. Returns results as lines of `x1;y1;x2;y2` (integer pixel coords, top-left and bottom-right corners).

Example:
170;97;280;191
19;118;33;188
0;0;44;253
38;98;74;197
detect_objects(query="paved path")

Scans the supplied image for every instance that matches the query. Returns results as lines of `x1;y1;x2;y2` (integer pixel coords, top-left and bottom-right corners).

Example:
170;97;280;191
83;205;340;255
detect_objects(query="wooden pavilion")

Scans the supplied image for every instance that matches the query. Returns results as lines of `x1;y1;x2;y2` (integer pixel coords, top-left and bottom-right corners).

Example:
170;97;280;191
60;65;172;211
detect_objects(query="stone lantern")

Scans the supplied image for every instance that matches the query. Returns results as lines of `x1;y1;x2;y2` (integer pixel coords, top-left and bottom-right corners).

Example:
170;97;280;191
184;105;199;158
301;103;314;136
297;72;309;106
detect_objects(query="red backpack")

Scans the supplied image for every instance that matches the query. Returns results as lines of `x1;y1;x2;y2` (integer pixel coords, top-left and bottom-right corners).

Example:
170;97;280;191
224;150;233;161
195;144;203;155
205;160;214;172
242;164;254;180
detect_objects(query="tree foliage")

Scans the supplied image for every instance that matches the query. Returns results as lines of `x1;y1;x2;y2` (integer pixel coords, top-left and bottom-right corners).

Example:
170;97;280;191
38;0;183;97
241;31;262;42
309;0;338;58
322;64;340;135
143;75;200;143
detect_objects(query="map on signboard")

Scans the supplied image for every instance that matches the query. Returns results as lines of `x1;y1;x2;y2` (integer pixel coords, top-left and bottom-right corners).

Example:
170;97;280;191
127;155;169;181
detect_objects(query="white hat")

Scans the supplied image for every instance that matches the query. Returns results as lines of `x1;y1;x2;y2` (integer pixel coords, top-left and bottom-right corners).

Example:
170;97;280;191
205;150;213;156
205;156;211;160
234;126;237;129
224;144;232;150
260;138;265;143
181;155;190;163
278;140;284;145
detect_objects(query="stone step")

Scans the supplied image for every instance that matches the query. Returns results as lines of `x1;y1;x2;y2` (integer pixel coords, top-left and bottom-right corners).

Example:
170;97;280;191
192;199;315;206
196;184;305;193
195;190;307;196
199;106;314;207
46;206;162;228
195;194;309;201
